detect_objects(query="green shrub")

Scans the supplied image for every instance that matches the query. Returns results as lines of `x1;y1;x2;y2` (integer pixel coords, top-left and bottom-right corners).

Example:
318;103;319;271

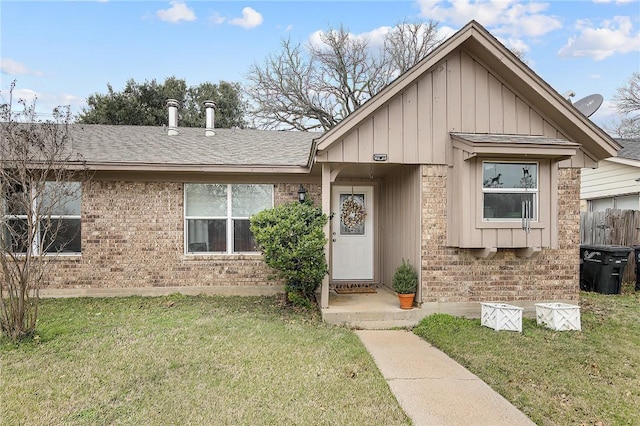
250;201;328;305
392;259;418;294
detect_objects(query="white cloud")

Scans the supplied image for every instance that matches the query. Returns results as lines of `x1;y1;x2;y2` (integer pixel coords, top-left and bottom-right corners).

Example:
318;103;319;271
558;16;640;60
592;0;634;4
1;86;86;117
156;1;196;24
208;12;225;25
416;0;562;38
504;38;529;53
307;26;391;53
308;30;325;50
437;25;457;40
12;88;39;103
590;98;618;130
308;23;456;54
359;26;393;46
229;7;263;29
0;58;43;76
510;13;562;38
275;23;294;32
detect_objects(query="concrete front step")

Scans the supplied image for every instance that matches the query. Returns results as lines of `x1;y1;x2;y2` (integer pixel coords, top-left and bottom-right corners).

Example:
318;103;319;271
321;287;429;329
322;306;428;329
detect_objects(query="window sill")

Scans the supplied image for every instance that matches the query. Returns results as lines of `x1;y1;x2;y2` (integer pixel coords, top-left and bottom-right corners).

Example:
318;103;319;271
182;253;263;261
476;220;547;229
43;253;82;260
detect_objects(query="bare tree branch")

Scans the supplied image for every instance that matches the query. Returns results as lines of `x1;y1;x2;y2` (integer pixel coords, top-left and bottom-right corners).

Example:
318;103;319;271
1;80;89;341
246;20;443;131
610;72;640;137
383;20;444;74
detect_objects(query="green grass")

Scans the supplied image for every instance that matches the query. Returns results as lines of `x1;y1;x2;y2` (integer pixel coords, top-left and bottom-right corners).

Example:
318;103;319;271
414;290;640;426
1;295;409;425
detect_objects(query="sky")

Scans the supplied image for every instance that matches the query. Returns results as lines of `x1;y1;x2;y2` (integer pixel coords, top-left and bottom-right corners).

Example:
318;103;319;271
1;0;639;129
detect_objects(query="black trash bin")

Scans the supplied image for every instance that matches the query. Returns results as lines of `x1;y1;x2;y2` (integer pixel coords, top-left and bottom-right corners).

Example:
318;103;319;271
579;244;632;294
633;246;640;291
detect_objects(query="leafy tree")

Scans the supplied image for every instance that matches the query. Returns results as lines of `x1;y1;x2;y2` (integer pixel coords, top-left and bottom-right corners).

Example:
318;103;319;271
250;200;328;307
610;72;640;138
0;81;89;341
246;20;443;131
78;77;246;128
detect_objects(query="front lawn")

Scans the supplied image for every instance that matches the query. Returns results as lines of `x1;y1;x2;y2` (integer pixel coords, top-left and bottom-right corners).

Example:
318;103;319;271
414;290;640;425
1;295;409;425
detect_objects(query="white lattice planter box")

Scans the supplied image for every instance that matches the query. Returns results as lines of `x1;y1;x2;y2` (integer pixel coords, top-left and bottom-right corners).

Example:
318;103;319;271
535;303;581;331
480;303;523;332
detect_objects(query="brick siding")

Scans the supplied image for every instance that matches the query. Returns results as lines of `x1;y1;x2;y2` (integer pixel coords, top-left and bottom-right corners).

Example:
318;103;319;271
274;183;322;207
46;181;317;290
420;165;580;303
46;167;581;302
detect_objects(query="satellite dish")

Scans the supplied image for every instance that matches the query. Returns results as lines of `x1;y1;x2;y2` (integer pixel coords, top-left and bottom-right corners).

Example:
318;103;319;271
574;94;603;117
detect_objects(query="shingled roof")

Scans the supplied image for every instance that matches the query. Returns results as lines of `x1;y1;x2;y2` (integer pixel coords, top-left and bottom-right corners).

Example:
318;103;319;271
67;125;319;171
616;138;640;162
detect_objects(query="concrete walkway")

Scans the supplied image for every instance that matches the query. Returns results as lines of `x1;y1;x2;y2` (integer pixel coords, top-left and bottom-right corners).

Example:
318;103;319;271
356;330;535;426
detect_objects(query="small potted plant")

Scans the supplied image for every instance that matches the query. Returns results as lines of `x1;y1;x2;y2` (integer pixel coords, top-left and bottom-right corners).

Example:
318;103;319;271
392;259;418;309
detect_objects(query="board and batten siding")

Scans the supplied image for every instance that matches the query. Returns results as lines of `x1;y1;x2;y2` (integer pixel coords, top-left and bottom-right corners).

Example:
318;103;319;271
581;160;640;200
378;166;422;290
318;50;591;167
448;156;557;249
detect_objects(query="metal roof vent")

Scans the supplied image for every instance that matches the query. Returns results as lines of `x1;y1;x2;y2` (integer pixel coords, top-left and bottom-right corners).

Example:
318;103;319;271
167;99;179;136
204;100;216;136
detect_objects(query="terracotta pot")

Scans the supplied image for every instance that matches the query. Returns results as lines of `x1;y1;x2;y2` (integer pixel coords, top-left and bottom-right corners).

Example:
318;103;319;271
398;293;415;309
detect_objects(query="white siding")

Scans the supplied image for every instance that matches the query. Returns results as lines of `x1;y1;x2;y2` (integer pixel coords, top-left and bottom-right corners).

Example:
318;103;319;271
581;160;640;200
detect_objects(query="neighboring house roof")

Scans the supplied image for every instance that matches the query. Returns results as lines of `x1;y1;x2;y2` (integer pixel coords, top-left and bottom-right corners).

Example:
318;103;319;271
316;20;619;162
67;125;319;172
615;138;640;162
581;138;640;201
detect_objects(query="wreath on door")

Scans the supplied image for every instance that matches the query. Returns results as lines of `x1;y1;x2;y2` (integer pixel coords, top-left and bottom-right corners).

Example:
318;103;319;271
341;195;367;229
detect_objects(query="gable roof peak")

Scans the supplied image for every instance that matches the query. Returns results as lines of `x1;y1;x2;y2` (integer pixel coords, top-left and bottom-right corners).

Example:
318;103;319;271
316;19;618;161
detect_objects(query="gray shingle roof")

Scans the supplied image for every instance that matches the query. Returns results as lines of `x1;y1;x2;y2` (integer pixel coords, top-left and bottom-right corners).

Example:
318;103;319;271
67;125;319;168
615;138;640;161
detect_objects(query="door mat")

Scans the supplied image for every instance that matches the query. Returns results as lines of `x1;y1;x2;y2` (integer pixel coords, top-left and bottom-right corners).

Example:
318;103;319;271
333;283;378;294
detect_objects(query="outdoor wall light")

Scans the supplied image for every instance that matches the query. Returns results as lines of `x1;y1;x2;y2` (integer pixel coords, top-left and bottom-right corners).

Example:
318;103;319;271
298;184;307;203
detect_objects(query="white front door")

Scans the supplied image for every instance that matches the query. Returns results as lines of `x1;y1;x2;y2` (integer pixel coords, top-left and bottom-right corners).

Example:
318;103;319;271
331;186;374;280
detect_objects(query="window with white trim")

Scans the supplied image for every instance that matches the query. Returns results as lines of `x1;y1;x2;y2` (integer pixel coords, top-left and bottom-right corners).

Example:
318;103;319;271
482;162;538;221
184;184;273;254
2;181;82;254
589;195;639;212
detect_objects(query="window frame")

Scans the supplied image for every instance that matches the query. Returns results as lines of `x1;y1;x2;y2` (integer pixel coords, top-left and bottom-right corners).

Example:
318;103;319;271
481;161;539;223
2;181;82;256
589;194;640;212
184;183;274;255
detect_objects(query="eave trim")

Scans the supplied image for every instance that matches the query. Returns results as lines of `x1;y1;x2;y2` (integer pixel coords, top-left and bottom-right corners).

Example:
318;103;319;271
451;133;579;160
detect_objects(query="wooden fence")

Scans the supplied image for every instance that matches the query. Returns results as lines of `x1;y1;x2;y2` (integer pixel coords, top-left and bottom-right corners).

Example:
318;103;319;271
580;209;640;283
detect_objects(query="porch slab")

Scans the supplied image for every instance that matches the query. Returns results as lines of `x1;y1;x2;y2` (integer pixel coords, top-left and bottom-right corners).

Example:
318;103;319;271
321;286;428;329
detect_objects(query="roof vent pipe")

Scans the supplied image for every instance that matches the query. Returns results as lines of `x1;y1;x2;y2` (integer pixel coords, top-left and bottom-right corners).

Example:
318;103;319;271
167;99;179;136
204;100;216;136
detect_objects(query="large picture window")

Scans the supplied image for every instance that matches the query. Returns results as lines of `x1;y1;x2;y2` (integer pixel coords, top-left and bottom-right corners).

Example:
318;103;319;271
482;162;538;221
2;181;82;254
185;184;273;254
